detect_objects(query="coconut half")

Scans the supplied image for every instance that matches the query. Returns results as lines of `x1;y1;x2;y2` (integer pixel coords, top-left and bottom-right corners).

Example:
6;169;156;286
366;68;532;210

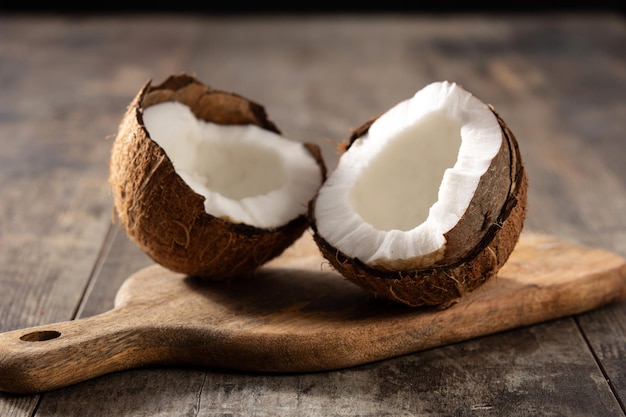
109;74;326;279
309;81;527;307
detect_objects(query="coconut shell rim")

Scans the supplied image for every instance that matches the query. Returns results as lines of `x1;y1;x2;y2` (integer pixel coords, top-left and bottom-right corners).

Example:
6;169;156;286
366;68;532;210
308;104;526;281
131;74;327;235
109;73;327;278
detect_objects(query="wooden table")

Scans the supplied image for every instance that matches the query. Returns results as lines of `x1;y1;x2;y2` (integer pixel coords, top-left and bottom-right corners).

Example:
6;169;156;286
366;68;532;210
1;12;625;416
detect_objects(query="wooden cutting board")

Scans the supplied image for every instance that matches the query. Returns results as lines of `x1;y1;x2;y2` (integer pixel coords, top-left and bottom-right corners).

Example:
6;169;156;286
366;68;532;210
1;231;625;394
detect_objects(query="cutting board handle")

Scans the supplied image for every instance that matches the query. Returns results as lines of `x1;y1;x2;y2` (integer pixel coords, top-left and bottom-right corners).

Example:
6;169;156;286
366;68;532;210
1;233;625;395
0;308;161;394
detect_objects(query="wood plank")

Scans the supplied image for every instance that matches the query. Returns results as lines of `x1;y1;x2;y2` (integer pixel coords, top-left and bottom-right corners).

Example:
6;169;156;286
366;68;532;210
1;231;624;393
29;231;626;416
0;16;203;414
42;13;615;415
487;18;626;412
0;15;126;416
75;228;154;319
0;13;623;416
33;226;625;416
33;321;624;416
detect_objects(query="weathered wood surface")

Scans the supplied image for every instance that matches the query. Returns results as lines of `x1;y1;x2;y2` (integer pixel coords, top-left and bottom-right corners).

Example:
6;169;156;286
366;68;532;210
1;232;624;394
0;12;625;416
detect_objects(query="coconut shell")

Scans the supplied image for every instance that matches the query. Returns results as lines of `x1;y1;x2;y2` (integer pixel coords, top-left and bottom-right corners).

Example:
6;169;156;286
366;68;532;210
109;73;326;279
310;106;527;307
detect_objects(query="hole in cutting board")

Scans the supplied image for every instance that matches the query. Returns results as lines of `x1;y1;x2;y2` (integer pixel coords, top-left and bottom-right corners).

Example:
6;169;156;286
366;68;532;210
20;330;61;342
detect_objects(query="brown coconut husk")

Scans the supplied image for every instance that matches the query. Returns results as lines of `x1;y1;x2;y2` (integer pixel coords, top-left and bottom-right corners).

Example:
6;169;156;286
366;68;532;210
109;73;326;279
309;106;527;307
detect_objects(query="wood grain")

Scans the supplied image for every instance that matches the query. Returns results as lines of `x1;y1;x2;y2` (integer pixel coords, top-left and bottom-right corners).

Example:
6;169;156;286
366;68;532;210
0;13;625;417
0;232;624;394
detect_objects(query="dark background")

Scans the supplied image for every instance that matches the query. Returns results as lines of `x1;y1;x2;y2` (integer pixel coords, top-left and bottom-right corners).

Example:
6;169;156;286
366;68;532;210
0;3;623;16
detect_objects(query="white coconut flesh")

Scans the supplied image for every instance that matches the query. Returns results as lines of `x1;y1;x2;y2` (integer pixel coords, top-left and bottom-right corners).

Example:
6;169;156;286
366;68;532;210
142;101;322;229
314;81;503;268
